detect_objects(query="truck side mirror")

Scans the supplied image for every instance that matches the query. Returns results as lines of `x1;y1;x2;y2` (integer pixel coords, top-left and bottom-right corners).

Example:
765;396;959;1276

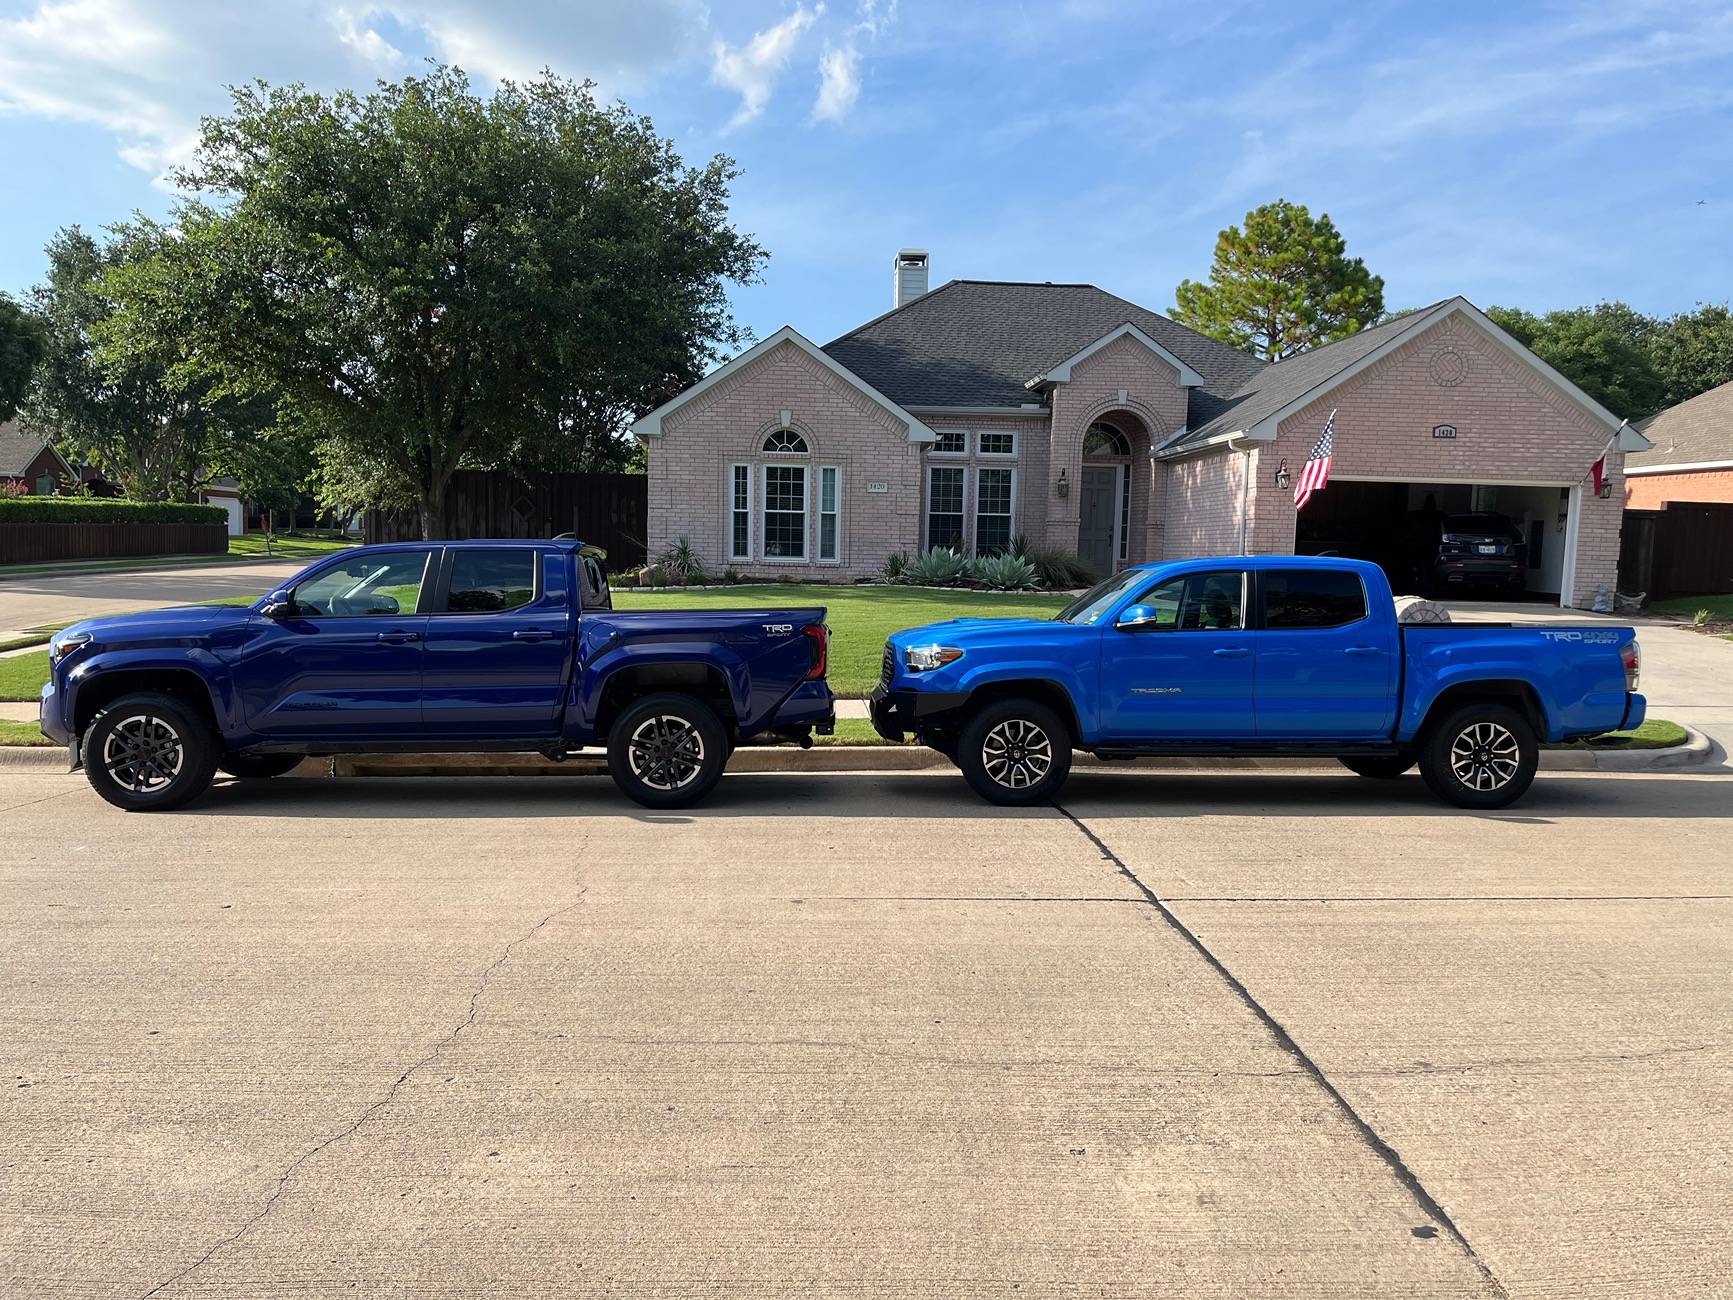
1115;604;1167;632
260;591;293;619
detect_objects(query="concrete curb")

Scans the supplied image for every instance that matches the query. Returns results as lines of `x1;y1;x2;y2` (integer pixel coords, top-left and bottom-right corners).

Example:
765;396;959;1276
0;730;1717;775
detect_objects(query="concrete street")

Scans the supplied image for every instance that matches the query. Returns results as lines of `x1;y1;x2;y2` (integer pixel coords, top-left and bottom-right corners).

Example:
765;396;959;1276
3;765;1728;1297
0;559;306;638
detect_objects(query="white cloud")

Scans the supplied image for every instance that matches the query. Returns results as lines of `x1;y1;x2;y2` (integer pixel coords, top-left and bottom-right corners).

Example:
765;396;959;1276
812;45;859;121
710;5;819;128
332;8;405;69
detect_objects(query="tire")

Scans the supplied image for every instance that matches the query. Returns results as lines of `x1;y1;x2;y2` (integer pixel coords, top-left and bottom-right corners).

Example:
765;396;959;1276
1417;702;1539;810
606;692;729;809
218;753;305;780
1339;754;1414;780
80;691;219;813
956;697;1073;806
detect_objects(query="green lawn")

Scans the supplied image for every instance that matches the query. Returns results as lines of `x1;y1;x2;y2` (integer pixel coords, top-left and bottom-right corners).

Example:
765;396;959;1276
0;651;50;702
615;584;1070;696
1548;717;1689;750
228;533;358;561
1649;594;1733;619
0;718;51;746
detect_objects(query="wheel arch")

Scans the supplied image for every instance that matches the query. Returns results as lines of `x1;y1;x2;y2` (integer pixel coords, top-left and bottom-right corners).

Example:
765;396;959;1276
69;663;225;741
959;679;1084;746
590;660;738;742
1415;679;1547;741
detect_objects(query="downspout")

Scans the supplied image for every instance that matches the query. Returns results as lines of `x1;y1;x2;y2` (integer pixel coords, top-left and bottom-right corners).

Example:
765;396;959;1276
1234;435;1252;555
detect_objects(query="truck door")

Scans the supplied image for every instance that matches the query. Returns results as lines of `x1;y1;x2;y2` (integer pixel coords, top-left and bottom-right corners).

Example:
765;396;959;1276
1252;568;1394;739
420;546;572;740
1099;569;1255;740
236;549;433;739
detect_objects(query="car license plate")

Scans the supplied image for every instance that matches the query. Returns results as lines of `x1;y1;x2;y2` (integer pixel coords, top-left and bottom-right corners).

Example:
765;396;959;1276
1477;544;1498;554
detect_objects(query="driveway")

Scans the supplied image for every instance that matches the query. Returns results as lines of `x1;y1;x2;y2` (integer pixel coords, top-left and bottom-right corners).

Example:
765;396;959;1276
2;766;1728;1297
0;559;308;638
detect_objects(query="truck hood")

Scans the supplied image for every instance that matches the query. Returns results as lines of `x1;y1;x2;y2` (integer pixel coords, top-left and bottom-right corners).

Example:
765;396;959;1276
56;602;258;649
890;616;1055;648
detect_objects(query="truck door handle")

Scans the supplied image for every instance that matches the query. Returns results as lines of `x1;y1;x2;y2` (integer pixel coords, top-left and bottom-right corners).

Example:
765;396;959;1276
376;630;421;644
1213;647;1250;658
1343;645;1383;656
512;629;554;642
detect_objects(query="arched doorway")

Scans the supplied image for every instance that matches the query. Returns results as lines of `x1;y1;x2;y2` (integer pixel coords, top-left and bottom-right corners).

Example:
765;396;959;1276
1079;420;1134;579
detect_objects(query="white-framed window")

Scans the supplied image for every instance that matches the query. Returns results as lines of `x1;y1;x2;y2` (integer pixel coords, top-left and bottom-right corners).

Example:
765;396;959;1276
763;428;809;454
977;430;1016;457
926;464;966;550
727;463;752;561
976;467;1015;556
931;428;967;456
818;466;840;562
762;463;808;560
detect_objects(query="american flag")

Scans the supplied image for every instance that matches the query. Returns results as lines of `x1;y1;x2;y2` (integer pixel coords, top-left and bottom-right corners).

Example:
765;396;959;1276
1293;409;1335;511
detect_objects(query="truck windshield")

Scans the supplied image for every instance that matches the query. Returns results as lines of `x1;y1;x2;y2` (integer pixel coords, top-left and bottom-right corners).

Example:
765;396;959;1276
1054;569;1145;625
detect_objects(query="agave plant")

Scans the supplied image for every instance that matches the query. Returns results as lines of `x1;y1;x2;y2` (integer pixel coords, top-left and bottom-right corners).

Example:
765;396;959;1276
902;545;972;587
971;553;1039;591
880;549;911;581
655;535;707;585
1017;543;1097;589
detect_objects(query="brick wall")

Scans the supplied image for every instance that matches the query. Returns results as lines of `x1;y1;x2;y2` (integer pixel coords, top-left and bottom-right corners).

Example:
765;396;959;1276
1626;468;1733;509
1160;449;1251;557
647;339;923;579
1046;333;1191;566
1241;313;1625;607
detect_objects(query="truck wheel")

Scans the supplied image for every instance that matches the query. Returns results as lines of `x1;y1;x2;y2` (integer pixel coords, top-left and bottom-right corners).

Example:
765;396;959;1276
1418;702;1539;809
80;692;219;813
1339;754;1414;780
957;698;1072;806
607;692;729;809
218;754;305;780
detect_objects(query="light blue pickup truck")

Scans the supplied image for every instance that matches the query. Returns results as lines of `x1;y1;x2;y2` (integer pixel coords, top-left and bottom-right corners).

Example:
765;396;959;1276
871;556;1644;809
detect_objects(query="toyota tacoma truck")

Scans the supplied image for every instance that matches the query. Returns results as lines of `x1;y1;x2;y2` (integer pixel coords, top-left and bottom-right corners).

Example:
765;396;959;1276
40;539;833;811
870;556;1645;809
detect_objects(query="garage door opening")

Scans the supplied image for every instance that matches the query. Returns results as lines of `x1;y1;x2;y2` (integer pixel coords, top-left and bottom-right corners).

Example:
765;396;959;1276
1295;479;1575;604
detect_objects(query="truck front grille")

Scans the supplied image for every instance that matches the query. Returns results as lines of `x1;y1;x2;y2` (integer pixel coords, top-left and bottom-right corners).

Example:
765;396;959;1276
881;642;896;686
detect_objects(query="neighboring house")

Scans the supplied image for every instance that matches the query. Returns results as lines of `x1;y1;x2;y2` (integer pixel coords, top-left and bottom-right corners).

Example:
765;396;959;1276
1625;379;1733;508
0;420;76;495
634;251;1650;607
200;476;247;536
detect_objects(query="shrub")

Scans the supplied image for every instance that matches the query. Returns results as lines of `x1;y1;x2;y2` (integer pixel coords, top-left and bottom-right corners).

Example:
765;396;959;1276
721;566;743;585
880;549;911;582
0;497;228;525
647;565;670;587
1018;542;1097;590
971;553;1039;591
902;545;972;587
655;535;706;585
1693;608;1712;627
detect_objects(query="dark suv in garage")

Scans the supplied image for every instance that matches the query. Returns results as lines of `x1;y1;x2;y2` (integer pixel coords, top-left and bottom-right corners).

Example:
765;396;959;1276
1415;511;1527;593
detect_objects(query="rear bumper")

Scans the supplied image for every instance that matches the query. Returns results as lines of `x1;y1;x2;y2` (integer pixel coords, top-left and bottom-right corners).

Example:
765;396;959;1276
769;680;836;734
868;685;970;741
1621;692;1647;732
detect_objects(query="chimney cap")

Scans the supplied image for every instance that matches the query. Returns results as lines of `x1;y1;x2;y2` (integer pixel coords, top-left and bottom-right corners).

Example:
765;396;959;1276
895;248;929;263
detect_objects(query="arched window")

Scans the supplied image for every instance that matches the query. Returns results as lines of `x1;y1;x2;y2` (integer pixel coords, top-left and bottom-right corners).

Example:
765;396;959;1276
762;428;809;454
1083;422;1131;457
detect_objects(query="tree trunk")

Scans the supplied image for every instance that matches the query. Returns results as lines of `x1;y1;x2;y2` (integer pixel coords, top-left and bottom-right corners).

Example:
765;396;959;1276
419;488;446;541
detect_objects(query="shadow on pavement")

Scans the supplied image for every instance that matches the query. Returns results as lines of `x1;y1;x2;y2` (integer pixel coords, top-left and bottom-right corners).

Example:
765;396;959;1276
170;767;1733;822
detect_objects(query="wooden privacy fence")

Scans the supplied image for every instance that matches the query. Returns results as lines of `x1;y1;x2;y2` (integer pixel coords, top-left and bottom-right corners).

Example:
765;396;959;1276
1619;502;1733;600
364;470;648;569
0;522;229;565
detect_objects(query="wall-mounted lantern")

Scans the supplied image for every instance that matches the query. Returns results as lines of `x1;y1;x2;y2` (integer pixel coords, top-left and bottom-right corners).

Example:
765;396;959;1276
1274;459;1291;491
1055;468;1069;498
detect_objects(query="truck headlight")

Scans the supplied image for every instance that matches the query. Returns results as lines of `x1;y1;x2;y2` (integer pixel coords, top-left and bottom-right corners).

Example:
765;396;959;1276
49;631;92;663
904;644;964;673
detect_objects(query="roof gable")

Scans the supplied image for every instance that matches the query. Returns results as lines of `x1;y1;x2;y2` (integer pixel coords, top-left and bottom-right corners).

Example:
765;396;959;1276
630;326;936;444
0;421;74;479
1029;322;1206;389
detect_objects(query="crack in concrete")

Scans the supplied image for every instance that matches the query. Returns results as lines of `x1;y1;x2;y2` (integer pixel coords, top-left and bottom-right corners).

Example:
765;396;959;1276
138;888;588;1299
1339;1043;1716;1079
1051;800;1510;1300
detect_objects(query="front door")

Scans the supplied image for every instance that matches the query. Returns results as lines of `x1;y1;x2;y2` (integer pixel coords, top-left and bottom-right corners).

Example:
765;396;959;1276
1079;465;1119;579
233;549;434;740
1099;569;1255;740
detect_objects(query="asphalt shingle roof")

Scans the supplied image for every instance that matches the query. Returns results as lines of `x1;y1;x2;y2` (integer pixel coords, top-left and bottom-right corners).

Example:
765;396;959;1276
821;280;1265;416
1629;378;1733;469
0;421;58;477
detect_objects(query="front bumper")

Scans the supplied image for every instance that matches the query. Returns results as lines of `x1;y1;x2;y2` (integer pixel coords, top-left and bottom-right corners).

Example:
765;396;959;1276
38;677;71;747
868;684;970;741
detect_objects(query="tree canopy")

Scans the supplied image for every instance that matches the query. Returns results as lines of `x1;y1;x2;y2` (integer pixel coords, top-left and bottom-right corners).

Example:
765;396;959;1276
1485;302;1668;421
0;293;45;424
125;65;765;538
1174;200;1384;360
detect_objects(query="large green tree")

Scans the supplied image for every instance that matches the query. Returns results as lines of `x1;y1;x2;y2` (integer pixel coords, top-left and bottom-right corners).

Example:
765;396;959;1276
25;226;266;500
1484;302;1666;421
127;65;764;538
1648;303;1733;408
1174;200;1384;360
0;293;46;423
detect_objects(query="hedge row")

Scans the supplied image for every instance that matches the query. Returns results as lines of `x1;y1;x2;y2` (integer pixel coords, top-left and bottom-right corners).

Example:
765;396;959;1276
0;497;227;526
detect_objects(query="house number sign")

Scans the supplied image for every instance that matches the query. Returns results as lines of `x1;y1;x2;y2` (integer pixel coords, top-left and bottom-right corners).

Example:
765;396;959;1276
1432;424;1458;440
865;481;890;493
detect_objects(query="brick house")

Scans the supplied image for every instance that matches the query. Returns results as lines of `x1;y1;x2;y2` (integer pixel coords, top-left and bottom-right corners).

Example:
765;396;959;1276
1625;378;1733;508
634;252;1649;607
0;421;76;494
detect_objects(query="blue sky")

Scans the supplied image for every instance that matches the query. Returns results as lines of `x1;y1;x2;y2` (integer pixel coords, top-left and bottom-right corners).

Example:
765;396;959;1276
3;0;1731;347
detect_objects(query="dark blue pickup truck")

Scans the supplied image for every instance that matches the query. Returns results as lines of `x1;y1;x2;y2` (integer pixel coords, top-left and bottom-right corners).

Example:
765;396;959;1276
871;556;1645;809
41;539;833;811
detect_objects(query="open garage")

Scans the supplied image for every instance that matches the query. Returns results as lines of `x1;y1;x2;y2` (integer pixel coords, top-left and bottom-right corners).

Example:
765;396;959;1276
1296;477;1577;601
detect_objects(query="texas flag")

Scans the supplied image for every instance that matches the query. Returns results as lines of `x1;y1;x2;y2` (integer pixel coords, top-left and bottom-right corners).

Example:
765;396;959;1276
1588;420;1627;496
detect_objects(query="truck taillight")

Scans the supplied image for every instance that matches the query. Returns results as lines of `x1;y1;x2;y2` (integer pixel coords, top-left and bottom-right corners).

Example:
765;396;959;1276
1621;640;1640;691
803;624;829;680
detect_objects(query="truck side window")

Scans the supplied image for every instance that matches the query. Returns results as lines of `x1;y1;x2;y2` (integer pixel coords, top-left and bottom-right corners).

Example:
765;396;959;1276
1133;572;1243;631
289;552;430;618
1262;571;1367;629
581;557;611;611
445;549;537;613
